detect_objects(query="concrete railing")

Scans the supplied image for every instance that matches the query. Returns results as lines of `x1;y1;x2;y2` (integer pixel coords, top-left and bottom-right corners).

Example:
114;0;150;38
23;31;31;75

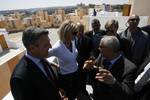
0;48;25;99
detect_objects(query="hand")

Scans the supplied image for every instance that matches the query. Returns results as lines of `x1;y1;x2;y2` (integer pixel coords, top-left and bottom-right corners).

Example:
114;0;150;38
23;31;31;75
59;88;68;100
62;98;68;100
89;56;96;60
95;68;116;85
83;60;95;69
50;62;59;68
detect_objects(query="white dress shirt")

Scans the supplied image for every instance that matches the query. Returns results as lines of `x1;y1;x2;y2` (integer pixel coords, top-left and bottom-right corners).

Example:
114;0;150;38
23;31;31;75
48;40;78;75
25;52;48;77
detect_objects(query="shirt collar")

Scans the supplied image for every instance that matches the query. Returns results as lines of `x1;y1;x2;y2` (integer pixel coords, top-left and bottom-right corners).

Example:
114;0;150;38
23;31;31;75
110;54;122;65
25;52;41;64
93;31;96;36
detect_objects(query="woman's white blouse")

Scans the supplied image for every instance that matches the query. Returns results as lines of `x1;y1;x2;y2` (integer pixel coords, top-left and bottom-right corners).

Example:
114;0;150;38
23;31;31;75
48;40;78;75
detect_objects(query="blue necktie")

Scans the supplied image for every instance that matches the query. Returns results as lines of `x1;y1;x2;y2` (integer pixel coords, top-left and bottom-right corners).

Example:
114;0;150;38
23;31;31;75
102;59;111;70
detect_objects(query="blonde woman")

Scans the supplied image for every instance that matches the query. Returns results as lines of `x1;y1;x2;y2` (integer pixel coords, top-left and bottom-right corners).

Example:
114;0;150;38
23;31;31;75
104;19;122;47
49;20;79;99
105;19;119;36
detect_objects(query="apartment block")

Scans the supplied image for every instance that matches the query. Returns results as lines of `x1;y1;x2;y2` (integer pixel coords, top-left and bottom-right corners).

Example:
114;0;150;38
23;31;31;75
44;11;49;22
70;15;80;23
36;10;45;20
23;17;33;27
32;15;44;27
82;15;89;32
95;5;105;12
47;15;53;27
0;20;8;28
55;9;65;21
8;18;24;31
52;14;63;28
76;8;88;19
9;12;21;20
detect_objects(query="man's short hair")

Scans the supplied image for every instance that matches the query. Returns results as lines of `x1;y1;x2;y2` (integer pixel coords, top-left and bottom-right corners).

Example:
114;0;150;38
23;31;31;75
92;19;100;24
22;26;49;48
128;14;140;22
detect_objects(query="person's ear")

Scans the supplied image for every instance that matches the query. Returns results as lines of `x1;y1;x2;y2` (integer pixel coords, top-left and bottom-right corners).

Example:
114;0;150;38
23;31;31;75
125;22;129;27
28;45;37;51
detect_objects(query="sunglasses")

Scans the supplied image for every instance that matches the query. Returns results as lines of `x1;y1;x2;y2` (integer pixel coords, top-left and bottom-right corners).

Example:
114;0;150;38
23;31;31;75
106;30;114;33
129;18;139;21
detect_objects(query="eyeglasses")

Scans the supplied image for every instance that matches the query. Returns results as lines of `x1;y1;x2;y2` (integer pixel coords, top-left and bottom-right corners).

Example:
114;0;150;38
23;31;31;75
129;18;139;21
106;30;114;33
73;31;78;35
99;45;108;49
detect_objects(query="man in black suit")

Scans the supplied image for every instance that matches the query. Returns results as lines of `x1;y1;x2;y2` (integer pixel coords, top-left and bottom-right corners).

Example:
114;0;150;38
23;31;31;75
141;25;150;35
119;15;150;68
76;23;92;70
74;23;93;97
10;27;62;100
134;51;150;100
85;19;106;58
84;36;137;100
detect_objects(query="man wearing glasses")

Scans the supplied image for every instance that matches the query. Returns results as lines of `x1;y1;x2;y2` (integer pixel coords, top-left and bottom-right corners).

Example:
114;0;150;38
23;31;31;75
119;14;150;71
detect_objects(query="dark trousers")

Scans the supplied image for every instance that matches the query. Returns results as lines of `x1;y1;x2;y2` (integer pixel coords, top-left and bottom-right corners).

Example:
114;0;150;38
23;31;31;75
59;70;80;100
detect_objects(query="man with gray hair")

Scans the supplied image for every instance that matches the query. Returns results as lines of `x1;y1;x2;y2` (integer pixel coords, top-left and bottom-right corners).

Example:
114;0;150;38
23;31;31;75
84;36;137;100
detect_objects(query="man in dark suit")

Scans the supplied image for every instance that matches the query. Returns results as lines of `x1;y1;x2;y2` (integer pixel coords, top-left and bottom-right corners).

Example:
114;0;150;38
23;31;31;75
85;18;106;58
141;25;150;35
134;62;150;100
136;51;150;77
134;51;150;100
74;23;93;97
84;36;137;100
119;15;150;68
10;27;62;100
76;23;92;70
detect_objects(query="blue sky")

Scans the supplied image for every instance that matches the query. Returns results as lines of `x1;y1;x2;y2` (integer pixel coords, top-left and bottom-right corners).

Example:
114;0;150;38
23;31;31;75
0;0;128;11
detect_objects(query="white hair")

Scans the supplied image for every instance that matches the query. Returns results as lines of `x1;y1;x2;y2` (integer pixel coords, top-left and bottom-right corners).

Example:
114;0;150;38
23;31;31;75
100;36;120;53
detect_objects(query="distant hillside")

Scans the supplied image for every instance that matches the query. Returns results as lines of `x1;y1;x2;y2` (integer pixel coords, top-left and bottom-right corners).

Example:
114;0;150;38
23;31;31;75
0;6;77;16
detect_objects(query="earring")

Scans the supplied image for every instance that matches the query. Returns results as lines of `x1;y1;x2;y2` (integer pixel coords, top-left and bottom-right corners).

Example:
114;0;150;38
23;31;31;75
125;22;129;27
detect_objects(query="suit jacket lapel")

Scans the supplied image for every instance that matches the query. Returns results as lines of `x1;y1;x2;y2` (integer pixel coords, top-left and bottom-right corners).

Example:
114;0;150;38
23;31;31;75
110;56;124;81
24;56;58;87
25;56;47;79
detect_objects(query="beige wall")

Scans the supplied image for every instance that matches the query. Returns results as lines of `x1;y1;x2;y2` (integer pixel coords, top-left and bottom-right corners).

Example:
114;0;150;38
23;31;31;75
0;49;24;99
130;0;150;24
0;20;8;28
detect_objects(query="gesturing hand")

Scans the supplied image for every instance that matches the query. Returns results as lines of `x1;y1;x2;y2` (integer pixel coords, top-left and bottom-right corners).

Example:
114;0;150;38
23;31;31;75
83;60;95;69
95;68;116;85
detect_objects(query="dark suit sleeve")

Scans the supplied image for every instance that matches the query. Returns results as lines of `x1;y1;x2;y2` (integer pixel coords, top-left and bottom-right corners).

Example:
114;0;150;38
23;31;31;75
10;78;33;100
138;80;150;100
110;65;137;100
